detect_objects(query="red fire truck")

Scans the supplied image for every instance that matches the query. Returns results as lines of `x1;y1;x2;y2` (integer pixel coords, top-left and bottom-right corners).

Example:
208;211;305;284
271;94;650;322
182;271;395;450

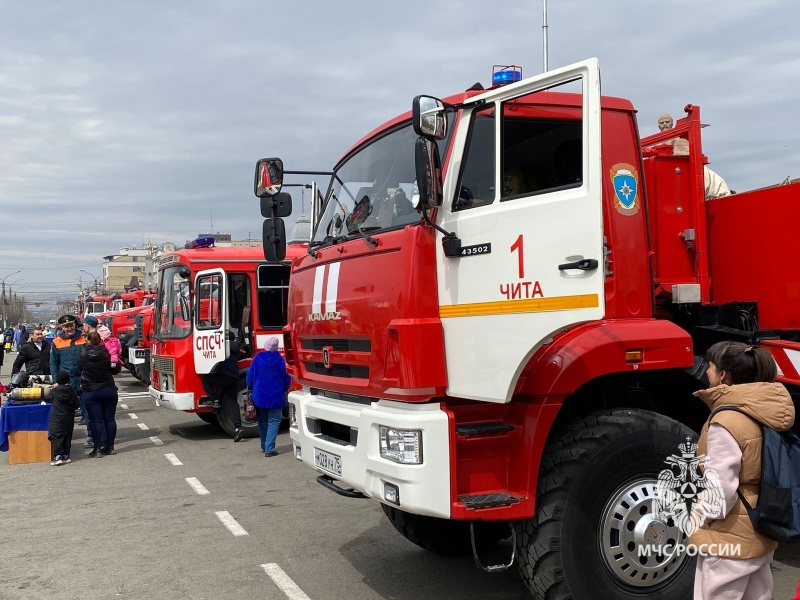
148;239;306;437
258;59;800;600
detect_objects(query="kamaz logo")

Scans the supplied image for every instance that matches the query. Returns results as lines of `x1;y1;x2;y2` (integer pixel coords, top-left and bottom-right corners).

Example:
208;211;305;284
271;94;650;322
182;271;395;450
308;311;341;321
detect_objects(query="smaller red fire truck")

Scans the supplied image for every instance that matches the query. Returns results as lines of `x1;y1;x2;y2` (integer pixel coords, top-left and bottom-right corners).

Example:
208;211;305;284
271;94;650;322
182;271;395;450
148;237;305;437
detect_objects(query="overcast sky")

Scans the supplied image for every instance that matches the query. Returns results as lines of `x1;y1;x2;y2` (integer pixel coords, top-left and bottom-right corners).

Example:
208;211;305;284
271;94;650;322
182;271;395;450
1;0;798;317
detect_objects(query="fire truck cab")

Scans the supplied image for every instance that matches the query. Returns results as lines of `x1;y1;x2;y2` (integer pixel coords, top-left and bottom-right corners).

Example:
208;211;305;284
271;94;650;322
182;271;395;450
258;58;800;600
148;239;305;437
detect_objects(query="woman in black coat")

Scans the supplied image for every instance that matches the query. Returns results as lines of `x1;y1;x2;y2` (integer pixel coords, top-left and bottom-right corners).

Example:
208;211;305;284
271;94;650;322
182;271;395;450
78;332;120;457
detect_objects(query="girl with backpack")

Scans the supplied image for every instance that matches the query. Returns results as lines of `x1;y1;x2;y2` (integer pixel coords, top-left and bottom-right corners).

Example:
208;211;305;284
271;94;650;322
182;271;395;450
691;341;794;599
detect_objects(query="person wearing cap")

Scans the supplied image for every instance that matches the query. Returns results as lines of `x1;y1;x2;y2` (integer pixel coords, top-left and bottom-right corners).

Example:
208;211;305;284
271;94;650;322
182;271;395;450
246;337;292;457
50;314;98;447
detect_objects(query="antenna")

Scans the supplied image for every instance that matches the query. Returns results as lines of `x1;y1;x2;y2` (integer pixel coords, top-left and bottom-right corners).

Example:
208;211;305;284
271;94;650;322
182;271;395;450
209;198;214;232
542;0;549;72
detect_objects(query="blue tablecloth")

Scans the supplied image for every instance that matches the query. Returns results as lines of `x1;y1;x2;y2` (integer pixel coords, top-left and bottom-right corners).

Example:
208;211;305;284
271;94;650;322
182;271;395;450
0;403;52;452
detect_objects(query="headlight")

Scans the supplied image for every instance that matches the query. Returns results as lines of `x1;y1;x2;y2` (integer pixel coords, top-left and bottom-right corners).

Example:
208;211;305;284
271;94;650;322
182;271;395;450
288;403;297;428
379;426;422;464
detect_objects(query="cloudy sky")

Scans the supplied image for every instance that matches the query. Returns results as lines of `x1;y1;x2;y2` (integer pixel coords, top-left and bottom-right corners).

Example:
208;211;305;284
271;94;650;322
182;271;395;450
1;0;798;318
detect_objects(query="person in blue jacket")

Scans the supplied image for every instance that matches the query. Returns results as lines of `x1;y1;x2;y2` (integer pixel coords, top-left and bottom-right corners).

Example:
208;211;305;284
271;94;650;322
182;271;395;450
246;337;291;457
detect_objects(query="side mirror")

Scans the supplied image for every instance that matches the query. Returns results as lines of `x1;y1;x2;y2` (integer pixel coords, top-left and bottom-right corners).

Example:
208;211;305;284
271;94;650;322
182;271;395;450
254;158;284;197
413;137;442;209
260;192;292;218
412;96;447;139
263;219;287;262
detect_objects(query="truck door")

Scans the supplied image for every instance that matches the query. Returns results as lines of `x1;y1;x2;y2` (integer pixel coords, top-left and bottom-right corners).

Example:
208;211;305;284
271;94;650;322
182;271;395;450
438;59;604;403
193;268;229;374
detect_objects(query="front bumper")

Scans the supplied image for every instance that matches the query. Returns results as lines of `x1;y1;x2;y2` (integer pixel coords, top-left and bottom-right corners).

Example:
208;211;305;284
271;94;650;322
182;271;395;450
289;389;451;518
150;386;195;411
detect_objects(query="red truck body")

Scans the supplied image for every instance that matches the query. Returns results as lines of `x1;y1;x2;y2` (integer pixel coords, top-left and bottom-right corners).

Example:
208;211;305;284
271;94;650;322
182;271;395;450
261;59;799;600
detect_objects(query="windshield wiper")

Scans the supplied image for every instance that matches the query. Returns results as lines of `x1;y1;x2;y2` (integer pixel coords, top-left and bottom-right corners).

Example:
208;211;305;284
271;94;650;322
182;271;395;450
351;224;378;247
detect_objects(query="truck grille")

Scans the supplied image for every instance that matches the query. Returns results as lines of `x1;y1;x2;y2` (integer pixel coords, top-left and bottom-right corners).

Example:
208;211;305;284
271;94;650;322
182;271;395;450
133;313;145;344
151;355;174;374
304;362;369;379
299;338;371;352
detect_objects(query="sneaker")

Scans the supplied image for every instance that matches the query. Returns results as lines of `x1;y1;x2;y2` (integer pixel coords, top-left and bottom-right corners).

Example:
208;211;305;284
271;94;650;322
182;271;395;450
100;447;117;456
77;419;86;425
87;449;102;458
266;451;279;457
51;458;63;466
62;457;72;464
83;441;93;449
233;428;243;443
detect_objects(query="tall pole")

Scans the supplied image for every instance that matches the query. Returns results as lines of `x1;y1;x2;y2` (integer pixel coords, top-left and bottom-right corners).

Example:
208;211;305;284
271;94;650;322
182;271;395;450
80;270;100;294
542;0;549;73
1;270;21;329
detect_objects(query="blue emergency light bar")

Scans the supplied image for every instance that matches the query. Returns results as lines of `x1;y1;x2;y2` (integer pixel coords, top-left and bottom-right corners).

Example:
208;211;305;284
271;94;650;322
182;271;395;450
492;65;522;86
185;236;215;249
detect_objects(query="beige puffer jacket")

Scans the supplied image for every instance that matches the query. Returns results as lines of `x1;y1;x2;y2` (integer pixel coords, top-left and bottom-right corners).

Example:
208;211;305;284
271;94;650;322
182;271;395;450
690;382;794;558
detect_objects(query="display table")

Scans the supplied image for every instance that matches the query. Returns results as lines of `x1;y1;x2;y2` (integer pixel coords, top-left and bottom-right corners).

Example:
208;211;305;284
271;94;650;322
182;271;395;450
0;403;52;464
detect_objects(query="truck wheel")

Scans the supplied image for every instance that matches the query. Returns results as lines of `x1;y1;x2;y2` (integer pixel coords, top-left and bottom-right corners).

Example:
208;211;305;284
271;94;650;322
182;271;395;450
136;363;151;386
381;504;509;556
197;412;218;426
516;410;696;600
216;377;259;439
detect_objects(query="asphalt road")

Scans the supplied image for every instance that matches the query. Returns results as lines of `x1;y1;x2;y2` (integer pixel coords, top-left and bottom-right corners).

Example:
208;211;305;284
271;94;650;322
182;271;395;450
1;358;799;599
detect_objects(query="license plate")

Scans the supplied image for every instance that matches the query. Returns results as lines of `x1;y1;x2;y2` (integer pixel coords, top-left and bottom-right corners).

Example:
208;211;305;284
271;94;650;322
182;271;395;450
314;448;342;477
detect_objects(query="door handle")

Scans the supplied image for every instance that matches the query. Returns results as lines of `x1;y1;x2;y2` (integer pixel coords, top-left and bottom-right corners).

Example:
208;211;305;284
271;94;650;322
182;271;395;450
558;259;598;271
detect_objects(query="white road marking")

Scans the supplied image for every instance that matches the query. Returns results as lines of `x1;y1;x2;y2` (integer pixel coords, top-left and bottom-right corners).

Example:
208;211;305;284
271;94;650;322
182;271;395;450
137;423;150;431
186;477;210;495
128;413;139;419
149;436;164;446
120;404;129;410
215;511;249;537
165;453;183;466
261;563;311;600
118;391;151;397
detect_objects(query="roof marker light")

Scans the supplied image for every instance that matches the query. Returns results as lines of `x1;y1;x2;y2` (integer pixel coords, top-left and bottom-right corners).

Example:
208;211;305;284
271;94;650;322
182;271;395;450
492;65;523;86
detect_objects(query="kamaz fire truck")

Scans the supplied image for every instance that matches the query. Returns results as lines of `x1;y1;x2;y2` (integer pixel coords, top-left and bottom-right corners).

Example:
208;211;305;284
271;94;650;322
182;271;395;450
148;238;305;437
257;59;800;600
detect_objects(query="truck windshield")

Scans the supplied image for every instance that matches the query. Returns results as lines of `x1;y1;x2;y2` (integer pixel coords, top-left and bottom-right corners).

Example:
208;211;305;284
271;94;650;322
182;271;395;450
314;121;451;243
154;265;191;340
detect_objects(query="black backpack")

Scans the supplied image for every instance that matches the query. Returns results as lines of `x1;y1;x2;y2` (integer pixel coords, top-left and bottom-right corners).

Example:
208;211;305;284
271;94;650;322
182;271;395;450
711;406;800;542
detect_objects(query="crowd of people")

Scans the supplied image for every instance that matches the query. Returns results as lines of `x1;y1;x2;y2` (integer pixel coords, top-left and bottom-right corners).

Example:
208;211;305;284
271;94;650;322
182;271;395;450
0;317;122;465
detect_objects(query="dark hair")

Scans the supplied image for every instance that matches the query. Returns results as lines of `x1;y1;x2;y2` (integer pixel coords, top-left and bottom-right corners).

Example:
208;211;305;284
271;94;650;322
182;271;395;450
86;332;103;346
705;341;777;384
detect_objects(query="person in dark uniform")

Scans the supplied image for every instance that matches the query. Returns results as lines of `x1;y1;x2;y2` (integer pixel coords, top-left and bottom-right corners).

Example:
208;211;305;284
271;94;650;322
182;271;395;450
49;370;80;465
201;332;247;441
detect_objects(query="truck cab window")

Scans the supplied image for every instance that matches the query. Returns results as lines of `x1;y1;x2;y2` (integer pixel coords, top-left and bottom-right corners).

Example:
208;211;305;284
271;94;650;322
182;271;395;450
227;273;251;342
454;107;496;211
257;263;290;328
501;112;582;201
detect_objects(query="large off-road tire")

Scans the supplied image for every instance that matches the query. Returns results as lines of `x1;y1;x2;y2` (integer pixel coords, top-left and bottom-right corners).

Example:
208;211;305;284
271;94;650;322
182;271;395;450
196;412;218;425
216;376;259;438
516;409;696;600
381;504;510;556
134;363;151;386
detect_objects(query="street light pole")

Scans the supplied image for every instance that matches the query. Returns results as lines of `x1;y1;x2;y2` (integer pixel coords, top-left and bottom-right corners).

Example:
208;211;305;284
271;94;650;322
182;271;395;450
1;270;21;329
80;270;100;294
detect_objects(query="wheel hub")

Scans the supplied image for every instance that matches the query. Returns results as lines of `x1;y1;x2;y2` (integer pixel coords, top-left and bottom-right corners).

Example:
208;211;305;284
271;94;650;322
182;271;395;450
600;478;688;588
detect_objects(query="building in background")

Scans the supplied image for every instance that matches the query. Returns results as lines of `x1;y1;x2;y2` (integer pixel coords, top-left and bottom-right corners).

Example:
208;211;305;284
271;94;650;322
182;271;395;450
103;246;156;292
